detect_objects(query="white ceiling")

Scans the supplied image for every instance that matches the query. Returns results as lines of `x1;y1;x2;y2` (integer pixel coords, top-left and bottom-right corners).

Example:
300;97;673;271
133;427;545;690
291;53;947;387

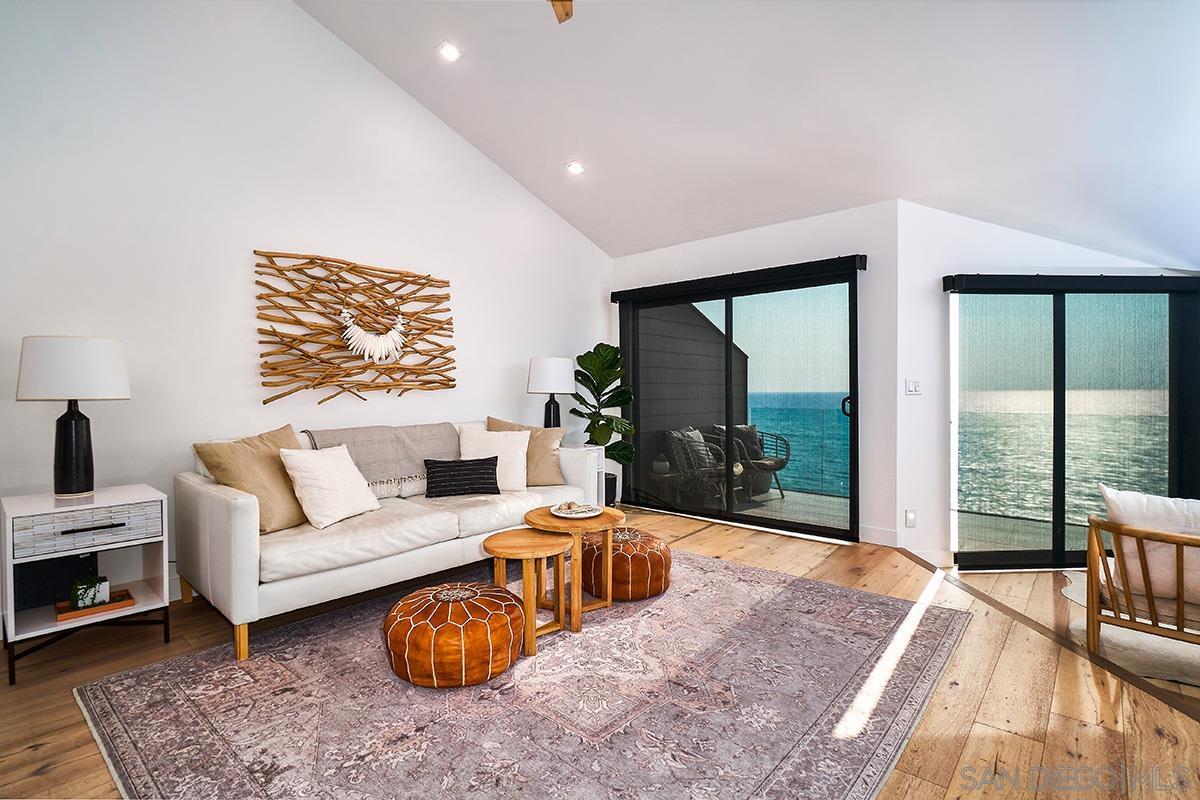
297;0;1200;265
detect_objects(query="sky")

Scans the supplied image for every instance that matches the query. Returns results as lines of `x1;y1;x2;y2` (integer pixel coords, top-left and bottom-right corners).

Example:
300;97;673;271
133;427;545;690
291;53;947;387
696;282;850;393
959;294;1169;391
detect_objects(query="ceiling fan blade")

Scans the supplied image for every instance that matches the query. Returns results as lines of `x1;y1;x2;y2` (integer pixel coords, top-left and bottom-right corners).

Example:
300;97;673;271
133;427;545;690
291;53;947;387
550;0;573;24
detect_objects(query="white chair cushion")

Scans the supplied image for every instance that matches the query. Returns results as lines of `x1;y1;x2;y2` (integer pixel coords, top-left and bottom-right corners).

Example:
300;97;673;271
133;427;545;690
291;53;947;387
1100;483;1200;601
259;498;458;583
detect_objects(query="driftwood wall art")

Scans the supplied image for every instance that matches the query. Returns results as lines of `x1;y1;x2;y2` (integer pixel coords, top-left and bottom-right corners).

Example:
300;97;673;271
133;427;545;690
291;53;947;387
254;250;455;404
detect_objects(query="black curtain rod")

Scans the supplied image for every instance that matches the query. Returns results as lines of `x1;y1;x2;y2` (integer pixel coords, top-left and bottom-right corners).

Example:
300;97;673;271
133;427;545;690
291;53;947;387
611;254;866;304
943;273;1200;294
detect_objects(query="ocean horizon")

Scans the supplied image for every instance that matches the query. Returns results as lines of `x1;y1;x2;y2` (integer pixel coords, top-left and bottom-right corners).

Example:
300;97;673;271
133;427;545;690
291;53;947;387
747;391;1168;527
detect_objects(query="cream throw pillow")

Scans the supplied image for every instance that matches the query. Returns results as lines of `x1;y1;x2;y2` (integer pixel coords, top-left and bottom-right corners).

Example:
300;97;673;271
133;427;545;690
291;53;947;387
280;445;381;530
459;428;530;491
486;417;565;486
1099;483;1200;601
193;425;307;534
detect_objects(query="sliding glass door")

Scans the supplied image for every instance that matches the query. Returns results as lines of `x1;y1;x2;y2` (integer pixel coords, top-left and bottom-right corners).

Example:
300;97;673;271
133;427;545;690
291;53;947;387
1064;294;1170;551
629;299;728;518
954;295;1055;560
616;257;861;542
949;276;1198;569
733;285;851;531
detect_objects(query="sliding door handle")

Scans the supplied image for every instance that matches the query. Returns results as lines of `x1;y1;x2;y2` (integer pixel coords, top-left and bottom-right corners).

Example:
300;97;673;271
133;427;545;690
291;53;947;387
840;395;851;417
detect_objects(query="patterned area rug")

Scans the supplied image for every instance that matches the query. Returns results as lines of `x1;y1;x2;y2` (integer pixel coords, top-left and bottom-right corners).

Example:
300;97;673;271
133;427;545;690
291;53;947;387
77;552;969;799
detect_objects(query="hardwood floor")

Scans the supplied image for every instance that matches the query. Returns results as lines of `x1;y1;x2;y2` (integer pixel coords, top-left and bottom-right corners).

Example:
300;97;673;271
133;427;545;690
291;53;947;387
963;569;1200;718
2;509;1198;798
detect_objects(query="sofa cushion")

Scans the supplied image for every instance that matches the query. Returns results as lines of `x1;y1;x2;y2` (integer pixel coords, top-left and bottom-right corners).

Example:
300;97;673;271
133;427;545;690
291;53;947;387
302;423;460;499
407;491;542;537
259;498;458;583
407;486;585;537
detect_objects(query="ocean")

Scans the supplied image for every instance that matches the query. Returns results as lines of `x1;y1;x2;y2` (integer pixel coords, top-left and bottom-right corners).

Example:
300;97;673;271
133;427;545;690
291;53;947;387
747;392;849;497
747;390;1169;524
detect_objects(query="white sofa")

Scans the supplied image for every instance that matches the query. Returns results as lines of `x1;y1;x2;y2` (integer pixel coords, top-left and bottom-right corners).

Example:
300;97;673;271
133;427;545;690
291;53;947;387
174;421;602;659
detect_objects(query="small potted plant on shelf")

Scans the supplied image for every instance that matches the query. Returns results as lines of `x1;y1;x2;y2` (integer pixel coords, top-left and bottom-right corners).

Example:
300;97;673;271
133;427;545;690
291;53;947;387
70;575;110;610
571;342;636;505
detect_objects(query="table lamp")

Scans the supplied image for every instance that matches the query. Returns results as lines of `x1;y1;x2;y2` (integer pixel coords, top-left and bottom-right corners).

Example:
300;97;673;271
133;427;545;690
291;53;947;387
527;357;575;428
16;336;131;497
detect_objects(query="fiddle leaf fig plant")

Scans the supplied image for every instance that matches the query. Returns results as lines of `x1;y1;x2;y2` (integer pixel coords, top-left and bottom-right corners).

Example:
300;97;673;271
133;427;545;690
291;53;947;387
570;342;636;465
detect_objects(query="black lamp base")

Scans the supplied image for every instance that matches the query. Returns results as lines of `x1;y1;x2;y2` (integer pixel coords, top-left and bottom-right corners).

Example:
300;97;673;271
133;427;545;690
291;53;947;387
54;400;94;497
544;394;561;428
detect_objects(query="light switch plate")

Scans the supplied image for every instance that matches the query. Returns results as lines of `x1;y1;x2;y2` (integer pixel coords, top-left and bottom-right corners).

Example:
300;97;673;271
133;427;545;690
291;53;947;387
904;378;922;396
904;509;918;528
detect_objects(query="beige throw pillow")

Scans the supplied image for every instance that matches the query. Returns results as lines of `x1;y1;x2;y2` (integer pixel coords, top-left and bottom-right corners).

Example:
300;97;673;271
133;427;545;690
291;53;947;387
487;417;566;486
193;425;307;533
280;445;381;530
460;428;530;491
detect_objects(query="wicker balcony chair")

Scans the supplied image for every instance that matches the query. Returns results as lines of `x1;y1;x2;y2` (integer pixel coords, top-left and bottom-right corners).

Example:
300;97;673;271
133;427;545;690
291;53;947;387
707;426;791;499
665;429;744;510
1086;514;1200;652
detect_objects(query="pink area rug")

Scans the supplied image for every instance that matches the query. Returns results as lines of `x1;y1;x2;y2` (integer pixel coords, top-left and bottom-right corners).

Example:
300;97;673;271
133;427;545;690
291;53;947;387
77;552;967;799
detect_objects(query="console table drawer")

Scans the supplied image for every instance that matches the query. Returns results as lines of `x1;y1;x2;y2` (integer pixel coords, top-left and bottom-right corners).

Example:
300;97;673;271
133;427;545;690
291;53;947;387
12;500;162;559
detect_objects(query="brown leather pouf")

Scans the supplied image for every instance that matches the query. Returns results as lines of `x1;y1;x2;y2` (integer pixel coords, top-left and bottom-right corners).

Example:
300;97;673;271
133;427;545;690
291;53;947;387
581;527;671;601
382;581;523;688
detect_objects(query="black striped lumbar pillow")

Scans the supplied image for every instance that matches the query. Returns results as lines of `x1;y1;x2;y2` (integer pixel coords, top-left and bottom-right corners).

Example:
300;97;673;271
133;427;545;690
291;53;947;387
423;456;501;497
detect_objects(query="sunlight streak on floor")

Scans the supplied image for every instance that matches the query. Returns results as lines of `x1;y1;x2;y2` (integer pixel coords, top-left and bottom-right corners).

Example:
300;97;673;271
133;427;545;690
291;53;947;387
832;569;946;739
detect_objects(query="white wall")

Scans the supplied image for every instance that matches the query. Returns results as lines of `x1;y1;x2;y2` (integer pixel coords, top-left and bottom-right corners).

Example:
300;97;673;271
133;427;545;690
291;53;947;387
894;201;1165;563
612;201;900;546
0;1;610;585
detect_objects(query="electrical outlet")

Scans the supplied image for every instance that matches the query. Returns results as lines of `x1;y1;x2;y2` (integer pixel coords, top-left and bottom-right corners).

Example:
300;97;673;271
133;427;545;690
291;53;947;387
904;509;918;528
904;378;922;396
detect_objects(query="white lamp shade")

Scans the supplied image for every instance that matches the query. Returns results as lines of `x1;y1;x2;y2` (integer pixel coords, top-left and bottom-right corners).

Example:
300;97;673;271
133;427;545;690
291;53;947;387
16;336;131;401
527;357;575;395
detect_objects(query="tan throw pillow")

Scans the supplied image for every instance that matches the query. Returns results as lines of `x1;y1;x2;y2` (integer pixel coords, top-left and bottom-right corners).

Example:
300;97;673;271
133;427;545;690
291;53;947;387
487;417;565;486
193;425;307;534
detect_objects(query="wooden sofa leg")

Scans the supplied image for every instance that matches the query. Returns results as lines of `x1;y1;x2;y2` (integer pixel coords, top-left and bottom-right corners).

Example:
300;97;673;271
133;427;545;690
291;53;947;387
180;577;194;604
234;624;249;661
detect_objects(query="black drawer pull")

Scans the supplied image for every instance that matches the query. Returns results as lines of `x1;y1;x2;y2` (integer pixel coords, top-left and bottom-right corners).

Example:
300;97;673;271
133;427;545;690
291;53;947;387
61;522;127;536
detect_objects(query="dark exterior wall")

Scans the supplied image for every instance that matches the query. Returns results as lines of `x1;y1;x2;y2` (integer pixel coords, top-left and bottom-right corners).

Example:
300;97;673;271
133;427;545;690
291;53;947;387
633;303;748;466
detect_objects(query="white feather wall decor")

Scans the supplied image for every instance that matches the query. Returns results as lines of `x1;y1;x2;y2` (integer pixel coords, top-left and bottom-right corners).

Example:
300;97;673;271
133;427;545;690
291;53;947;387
254;250;455;404
339;309;407;364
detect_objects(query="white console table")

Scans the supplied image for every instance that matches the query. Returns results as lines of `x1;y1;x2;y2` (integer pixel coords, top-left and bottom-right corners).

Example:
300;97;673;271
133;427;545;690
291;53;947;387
1;484;169;684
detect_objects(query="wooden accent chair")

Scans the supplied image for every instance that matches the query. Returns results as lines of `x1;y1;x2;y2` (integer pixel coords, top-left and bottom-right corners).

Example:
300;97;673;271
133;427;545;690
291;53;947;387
1086;514;1200;652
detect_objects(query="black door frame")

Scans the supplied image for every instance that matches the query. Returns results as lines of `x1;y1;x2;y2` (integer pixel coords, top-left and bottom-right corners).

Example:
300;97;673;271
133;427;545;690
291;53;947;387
613;255;865;542
945;274;1200;570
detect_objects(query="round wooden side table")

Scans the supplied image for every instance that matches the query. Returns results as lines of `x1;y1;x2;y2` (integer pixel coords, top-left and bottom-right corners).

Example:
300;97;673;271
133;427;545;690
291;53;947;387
483;528;573;656
523;506;626;632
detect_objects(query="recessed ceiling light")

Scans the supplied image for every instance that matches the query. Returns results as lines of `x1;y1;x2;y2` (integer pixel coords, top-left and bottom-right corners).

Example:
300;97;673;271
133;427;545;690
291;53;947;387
565;160;585;176
437;41;461;62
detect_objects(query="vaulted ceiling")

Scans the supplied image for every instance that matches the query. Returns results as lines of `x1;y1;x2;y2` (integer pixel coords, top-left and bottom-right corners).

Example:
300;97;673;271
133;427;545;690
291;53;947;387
297;0;1200;266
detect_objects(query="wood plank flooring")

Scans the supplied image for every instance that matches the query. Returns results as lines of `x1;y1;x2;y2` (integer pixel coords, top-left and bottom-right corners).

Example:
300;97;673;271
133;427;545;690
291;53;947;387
1;509;1198;798
966;569;1200;718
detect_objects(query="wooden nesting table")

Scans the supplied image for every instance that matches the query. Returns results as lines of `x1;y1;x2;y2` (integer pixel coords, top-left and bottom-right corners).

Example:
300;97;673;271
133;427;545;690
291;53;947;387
522;505;625;633
482;528;572;656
